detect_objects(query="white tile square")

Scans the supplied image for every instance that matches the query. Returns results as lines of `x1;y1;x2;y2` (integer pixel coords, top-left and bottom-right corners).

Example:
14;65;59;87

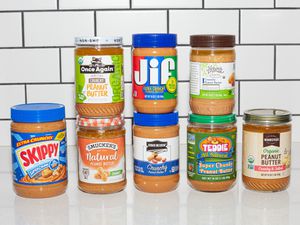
0;13;22;47
0;121;11;146
66;119;76;146
61;48;75;82
177;46;190;81
177;82;189;117
59;0;129;9
276;0;300;7
132;0;202;8
0;0;56;10
125;118;132;145
179;117;188;144
205;0;273;8
124;47;132;82
124;83;133;117
276;46;300;79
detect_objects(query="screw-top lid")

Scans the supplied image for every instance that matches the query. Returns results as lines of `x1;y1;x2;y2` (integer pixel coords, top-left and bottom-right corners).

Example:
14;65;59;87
132;33;177;48
11;103;65;123
75;36;122;46
243;109;292;124
190;34;235;48
77;115;124;128
134;112;178;126
189;113;236;124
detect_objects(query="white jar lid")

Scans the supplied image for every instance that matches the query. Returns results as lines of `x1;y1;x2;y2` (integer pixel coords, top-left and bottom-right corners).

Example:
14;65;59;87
75;36;122;46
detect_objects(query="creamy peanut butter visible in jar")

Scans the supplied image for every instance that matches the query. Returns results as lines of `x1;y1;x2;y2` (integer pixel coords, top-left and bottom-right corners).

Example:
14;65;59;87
75;36;124;117
11;103;68;198
132;33;177;113
189;35;235;115
133;112;179;193
242;109;292;192
77;115;126;194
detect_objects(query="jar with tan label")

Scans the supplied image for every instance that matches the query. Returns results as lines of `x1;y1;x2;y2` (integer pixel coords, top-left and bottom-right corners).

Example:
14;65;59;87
242;109;292;192
77;115;126;194
189;35;235;115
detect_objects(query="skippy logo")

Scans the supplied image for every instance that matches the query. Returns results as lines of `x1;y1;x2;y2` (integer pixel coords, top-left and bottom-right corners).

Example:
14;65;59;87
197;136;233;159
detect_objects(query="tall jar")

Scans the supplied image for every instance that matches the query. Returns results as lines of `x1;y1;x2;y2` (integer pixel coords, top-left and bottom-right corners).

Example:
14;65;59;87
242;109;292;192
189;35;235;115
75;37;124;117
132;33;177;114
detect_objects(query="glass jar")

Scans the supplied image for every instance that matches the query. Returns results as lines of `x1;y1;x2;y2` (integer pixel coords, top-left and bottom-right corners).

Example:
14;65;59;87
242;109;292;192
189;34;235;115
75;36;124;117
187;114;237;192
77;115;126;194
132;33;177;114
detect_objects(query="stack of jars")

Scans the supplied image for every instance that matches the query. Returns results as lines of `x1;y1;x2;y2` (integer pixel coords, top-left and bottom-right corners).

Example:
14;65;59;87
187;35;238;192
75;37;126;194
132;34;180;193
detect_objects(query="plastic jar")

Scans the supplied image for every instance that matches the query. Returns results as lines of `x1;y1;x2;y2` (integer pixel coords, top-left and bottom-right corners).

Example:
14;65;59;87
132;33;177;114
242;109;292;192
77;115;126;194
133;112;179;193
187;113;237;192
75;36;124;117
11;103;68;198
189;35;235;115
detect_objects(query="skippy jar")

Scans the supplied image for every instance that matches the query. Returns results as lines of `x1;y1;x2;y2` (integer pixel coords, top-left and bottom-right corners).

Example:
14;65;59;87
132;33;177;114
11;103;67;198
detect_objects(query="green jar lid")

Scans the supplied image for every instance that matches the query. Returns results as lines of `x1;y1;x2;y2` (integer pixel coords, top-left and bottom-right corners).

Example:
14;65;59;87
189;113;236;124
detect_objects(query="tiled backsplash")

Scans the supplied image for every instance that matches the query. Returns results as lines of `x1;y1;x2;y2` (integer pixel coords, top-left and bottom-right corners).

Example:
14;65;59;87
0;0;300;146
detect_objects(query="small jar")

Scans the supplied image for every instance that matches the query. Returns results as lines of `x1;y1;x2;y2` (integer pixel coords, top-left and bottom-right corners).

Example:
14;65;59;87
75;36;124;117
187;114;237;192
132;33;178;114
11;103;68;198
242;109;292;192
133;112;179;193
189;35;235;115
77;115;126;194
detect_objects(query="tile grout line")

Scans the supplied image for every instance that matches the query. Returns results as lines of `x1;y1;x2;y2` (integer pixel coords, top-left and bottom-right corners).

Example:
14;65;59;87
129;0;132;9
238;81;241;116
57;0;59;10
202;0;205;8
167;10;169;33
274;45;277;80
21;12;25;47
238;9;241;44
59;48;62;83
24;84;28;104
94;10;97;36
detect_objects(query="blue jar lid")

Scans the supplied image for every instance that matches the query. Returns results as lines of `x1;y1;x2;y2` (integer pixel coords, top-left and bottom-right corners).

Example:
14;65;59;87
134;111;178;126
132;33;177;48
11;103;66;123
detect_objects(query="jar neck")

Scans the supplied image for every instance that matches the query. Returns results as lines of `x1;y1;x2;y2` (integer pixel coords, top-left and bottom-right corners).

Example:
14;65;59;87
189;122;236;129
78;124;124;131
191;47;234;50
76;44;122;48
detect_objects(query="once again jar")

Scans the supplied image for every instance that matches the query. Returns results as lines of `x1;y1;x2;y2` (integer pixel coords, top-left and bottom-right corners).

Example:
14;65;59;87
77;115;126;194
189;35;235;115
11;103;68;198
133;112;179;193
75;37;124;117
132;33;177;114
242;109;292;192
187;114;237;192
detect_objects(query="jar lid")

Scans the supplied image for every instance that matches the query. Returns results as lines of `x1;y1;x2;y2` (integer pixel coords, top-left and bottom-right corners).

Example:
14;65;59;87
132;33;177;48
189;113;236;124
77;115;124;128
11;103;65;123
134;112;178;126
243;109;292;124
190;34;235;48
75;36;122;46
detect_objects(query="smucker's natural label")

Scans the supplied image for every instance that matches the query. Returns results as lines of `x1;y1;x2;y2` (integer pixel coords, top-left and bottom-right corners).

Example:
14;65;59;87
133;137;179;176
132;56;177;100
243;131;291;179
190;62;235;99
76;55;124;103
78;137;125;184
11;130;67;185
187;131;236;182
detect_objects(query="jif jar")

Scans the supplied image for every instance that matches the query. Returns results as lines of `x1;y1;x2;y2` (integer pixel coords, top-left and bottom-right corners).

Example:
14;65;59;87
189;35;235;115
242;109;292;192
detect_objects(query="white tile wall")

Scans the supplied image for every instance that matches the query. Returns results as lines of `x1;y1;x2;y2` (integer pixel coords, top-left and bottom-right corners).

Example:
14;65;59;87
59;0;129;9
276;0;300;7
205;0;274;8
0;13;22;47
132;0;202;8
276;46;300;79
0;0;56;11
61;48;75;82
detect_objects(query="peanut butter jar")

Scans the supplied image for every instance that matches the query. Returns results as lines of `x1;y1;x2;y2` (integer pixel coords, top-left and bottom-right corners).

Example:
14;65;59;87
242;109;292;192
132;33;177;114
189;35;235;115
133;112;179;193
11;103;68;198
75;37;124;117
77;115;126;194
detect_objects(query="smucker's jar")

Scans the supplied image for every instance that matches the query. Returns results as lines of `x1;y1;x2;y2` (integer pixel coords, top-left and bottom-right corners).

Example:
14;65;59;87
242;109;292;192
132;33;177;113
77;115;126;194
133;112;179;193
75;37;124;117
187;114;237;192
11;103;68;198
190;35;235;115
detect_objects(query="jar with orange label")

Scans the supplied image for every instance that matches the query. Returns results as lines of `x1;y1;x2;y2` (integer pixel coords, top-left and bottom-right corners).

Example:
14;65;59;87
77;115;126;194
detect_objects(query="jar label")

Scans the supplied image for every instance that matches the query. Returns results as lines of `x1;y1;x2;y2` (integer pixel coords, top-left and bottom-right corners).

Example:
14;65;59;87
77;136;125;184
187;131;236;182
132;56;177;100
75;55;124;103
133;136;179;176
242;131;291;179
190;62;235;99
11;129;67;185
